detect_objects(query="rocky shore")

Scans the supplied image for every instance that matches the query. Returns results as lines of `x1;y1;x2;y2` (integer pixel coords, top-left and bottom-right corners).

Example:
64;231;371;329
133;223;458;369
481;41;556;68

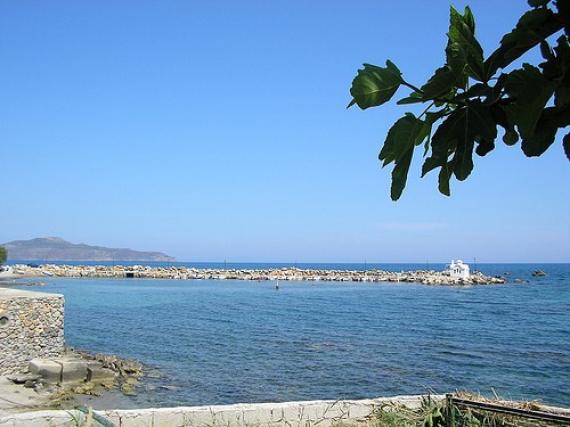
10;264;506;285
0;348;143;415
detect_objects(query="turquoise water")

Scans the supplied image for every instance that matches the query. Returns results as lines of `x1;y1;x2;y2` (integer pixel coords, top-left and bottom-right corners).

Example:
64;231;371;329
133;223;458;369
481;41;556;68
15;264;570;407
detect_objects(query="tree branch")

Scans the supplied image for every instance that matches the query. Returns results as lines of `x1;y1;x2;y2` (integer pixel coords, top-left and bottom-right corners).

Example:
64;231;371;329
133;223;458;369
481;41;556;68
401;79;424;94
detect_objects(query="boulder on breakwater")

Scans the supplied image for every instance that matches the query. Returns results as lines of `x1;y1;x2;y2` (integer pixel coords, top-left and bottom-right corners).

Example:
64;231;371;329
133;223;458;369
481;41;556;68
11;264;506;285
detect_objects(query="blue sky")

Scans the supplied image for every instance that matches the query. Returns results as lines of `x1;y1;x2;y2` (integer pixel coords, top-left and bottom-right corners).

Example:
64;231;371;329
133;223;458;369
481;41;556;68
1;1;568;262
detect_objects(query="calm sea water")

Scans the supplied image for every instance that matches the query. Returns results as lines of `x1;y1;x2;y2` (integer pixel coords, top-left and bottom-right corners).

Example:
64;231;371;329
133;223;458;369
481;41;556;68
12;263;570;408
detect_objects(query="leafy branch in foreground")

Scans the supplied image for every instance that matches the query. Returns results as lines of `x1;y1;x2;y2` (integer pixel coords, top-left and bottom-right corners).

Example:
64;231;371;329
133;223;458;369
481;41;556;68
348;0;570;200
0;246;6;265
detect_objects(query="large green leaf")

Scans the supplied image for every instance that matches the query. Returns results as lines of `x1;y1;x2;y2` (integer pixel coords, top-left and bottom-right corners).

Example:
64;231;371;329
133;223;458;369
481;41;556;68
424;109;471;172
540;36;569;78
379;113;429;166
520;41;570;157
422;109;466;178
348;61;402;109
490;104;519;146
420;66;458;100
556;81;570;108
540;40;555;61
522;118;558;156
429;6;484;92
528;0;551;7
390;147;414;201
503;64;556;141
520;105;570;156
448;6;485;81
564;133;570;161
420;7;483;99
445;42;468;89
379;113;433;200
422;102;497;193
420;158;439;179
452;137;474;181
539;36;570;108
455;83;491;101
422;109;448;156
438;163;452;196
453;103;497;179
378;113;431;200
484;8;563;78
462;6;476;33
558;0;570;37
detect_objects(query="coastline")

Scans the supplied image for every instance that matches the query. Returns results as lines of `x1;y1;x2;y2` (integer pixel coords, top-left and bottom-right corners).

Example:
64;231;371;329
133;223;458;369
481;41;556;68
1;266;567;425
0;347;144;417
1;393;569;427
7;264;506;285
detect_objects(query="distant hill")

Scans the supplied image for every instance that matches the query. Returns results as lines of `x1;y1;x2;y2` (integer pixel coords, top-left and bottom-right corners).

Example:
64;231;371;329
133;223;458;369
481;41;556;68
1;237;176;262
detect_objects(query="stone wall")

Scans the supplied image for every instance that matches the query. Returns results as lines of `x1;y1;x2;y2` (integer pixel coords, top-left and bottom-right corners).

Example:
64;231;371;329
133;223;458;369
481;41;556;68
0;395;445;427
0;288;64;375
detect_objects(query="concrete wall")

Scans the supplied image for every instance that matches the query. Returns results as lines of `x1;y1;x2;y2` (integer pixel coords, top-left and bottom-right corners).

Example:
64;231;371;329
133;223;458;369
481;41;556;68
0;395;444;427
0;288;64;375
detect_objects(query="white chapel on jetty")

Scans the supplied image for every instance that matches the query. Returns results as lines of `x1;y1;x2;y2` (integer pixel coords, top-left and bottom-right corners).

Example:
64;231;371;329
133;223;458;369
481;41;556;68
446;260;471;280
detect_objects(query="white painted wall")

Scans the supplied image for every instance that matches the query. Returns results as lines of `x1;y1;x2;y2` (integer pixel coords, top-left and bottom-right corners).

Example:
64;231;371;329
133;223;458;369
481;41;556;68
0;394;444;427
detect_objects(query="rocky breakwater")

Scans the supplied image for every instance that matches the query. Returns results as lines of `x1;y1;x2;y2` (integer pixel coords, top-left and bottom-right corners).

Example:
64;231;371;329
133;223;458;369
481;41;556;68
13;264;506;285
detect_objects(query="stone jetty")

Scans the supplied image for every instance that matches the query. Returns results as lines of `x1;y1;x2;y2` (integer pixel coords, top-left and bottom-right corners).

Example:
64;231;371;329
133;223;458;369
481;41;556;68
10;264;506;285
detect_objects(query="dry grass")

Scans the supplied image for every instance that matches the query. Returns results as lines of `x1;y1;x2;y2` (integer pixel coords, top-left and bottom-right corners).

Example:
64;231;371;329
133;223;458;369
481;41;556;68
336;393;570;427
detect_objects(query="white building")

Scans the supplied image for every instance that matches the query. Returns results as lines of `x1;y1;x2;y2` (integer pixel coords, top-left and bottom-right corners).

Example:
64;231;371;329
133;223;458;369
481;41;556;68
447;259;470;280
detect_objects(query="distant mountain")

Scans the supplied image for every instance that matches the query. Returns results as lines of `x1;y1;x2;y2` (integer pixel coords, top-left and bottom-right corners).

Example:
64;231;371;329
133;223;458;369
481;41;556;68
1;237;176;262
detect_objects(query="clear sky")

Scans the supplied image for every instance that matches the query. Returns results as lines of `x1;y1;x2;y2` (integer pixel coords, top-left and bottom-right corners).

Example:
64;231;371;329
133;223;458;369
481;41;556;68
1;1;568;263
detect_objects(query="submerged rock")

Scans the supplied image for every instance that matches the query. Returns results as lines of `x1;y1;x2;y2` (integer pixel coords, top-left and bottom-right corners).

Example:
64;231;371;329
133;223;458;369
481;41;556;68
9;348;145;409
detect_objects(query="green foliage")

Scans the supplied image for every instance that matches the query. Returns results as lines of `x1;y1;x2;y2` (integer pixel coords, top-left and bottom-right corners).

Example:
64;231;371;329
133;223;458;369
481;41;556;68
379;113;430;200
0;246;6;265
348;61;402;109
503;64;557;152
348;1;570;200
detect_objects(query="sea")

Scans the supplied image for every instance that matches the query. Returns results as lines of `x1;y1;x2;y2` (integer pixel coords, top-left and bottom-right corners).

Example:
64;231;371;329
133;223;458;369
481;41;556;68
8;262;570;408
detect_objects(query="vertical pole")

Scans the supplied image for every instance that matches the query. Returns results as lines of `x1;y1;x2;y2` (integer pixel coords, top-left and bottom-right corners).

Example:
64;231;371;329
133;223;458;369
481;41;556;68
446;393;454;427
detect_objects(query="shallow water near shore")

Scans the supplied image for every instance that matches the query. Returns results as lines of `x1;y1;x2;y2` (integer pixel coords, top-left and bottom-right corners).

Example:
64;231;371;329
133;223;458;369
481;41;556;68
12;263;570;408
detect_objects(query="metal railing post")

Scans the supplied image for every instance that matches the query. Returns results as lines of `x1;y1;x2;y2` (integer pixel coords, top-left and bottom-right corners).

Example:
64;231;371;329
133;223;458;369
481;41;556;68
446;393;454;427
